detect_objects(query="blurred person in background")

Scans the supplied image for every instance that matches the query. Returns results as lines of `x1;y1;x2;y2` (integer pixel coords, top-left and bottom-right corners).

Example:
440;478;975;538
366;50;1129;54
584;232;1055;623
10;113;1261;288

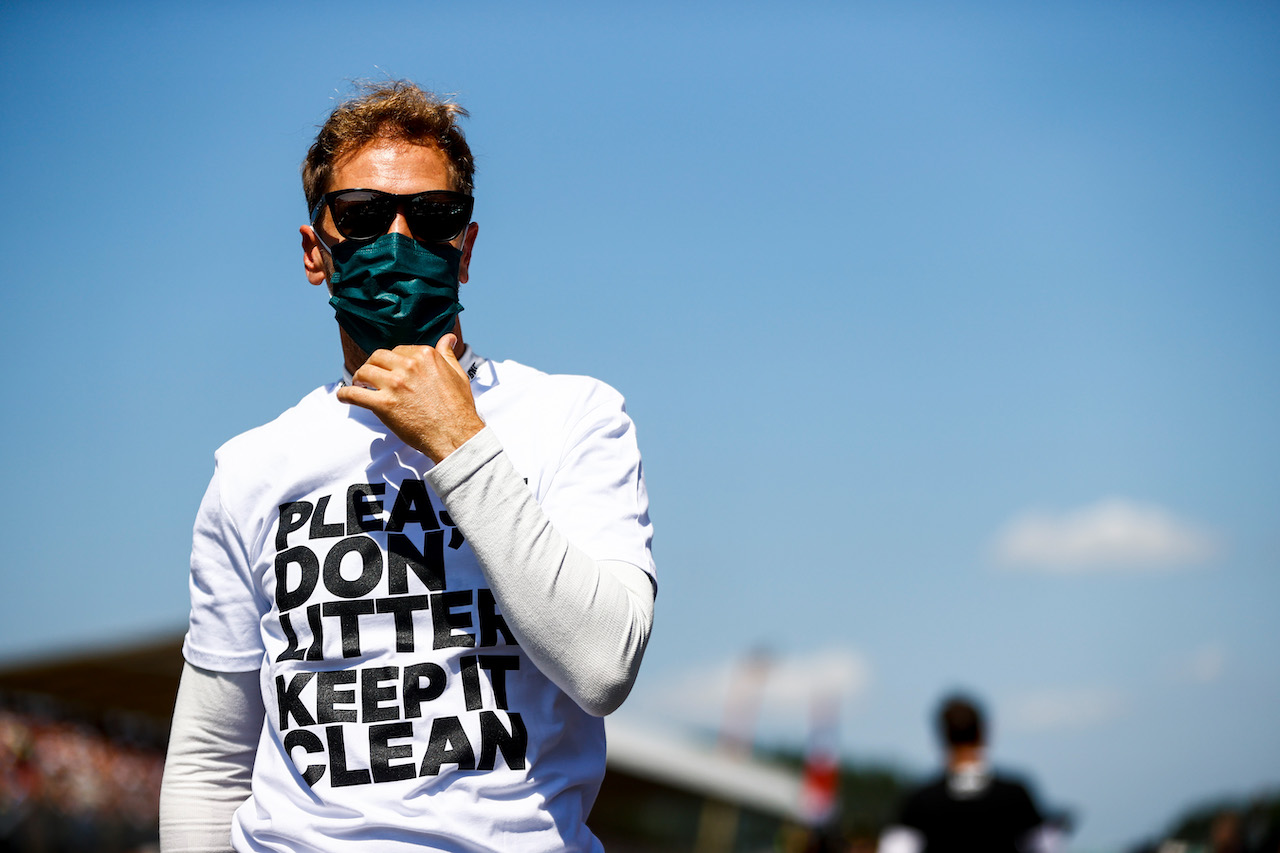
878;693;1065;853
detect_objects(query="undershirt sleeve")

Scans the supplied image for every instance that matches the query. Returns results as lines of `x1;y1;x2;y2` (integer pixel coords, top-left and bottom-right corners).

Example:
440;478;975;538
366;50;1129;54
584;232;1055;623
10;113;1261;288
425;426;654;717
159;663;263;853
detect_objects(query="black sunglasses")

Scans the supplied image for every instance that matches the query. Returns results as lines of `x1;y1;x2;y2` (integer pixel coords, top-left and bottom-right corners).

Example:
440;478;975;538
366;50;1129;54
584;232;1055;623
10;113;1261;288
310;188;474;243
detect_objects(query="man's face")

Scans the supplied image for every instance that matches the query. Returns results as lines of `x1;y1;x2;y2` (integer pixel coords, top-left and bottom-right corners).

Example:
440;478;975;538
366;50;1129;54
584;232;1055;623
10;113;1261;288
305;139;476;288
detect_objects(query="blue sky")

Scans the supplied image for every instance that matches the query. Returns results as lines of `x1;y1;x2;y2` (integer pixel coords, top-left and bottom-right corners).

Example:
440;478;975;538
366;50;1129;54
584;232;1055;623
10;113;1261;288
1;3;1277;850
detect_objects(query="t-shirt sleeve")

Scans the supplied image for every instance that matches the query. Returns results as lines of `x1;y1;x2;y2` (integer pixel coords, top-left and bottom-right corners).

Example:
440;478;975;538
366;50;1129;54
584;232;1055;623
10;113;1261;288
536;389;655;585
182;461;268;672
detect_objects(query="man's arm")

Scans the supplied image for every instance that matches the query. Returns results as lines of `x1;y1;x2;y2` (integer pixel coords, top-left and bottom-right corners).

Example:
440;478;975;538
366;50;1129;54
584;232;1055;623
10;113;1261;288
339;335;654;715
426;426;653;716
160;663;263;853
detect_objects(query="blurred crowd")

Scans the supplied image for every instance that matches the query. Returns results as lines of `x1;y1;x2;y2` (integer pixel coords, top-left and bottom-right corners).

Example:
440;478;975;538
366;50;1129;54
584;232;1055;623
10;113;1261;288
0;700;163;852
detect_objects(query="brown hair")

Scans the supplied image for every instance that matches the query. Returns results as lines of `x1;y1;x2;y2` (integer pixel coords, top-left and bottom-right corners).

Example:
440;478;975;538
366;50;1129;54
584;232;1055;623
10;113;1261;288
302;80;475;212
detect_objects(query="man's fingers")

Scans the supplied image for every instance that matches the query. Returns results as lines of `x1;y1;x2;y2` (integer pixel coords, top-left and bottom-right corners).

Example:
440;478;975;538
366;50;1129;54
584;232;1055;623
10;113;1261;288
436;334;470;382
350;362;393;391
362;347;403;370
336;383;378;408
341;337;469;411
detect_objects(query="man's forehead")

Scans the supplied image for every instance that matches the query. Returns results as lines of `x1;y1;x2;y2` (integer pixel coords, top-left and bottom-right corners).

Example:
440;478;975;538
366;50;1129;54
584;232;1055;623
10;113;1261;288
330;139;454;190
333;136;443;165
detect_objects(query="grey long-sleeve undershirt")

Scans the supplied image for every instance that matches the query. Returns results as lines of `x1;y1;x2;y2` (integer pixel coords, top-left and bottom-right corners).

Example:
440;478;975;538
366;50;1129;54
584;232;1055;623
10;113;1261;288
160;426;655;852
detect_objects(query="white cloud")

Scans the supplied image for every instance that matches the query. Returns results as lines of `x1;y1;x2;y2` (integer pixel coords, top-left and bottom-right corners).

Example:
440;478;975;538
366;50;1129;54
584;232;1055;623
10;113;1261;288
991;497;1220;571
632;647;871;736
1005;686;1128;733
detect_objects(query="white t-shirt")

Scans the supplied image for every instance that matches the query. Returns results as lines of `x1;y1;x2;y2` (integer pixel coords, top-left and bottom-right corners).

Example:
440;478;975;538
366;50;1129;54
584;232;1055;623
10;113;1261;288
182;351;655;852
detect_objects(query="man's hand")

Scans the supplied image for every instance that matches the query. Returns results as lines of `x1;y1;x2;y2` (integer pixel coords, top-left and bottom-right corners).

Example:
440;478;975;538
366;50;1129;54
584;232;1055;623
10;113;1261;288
336;334;485;464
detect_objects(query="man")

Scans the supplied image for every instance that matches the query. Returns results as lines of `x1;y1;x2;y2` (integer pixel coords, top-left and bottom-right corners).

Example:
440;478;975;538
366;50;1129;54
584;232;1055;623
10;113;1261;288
879;695;1062;853
160;81;656;853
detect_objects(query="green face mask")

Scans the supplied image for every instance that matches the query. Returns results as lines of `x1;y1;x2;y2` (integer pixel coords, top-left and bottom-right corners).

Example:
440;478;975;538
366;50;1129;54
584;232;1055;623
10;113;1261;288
326;233;464;356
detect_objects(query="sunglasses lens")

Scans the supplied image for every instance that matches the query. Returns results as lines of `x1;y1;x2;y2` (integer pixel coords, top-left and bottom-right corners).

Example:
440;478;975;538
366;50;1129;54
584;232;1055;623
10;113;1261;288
329;191;394;240
407;194;472;243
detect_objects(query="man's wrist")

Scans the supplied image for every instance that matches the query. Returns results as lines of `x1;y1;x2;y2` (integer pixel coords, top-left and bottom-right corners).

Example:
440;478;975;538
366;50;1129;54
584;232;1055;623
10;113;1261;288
425;426;502;491
425;417;485;464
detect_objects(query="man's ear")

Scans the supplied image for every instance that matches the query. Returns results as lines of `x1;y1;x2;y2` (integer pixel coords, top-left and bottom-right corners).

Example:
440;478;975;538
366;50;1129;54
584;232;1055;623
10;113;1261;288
457;221;479;284
301;225;329;287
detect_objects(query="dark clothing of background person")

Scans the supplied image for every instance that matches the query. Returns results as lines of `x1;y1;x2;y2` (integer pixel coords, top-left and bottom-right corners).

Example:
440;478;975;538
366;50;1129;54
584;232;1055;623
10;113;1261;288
896;771;1044;853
